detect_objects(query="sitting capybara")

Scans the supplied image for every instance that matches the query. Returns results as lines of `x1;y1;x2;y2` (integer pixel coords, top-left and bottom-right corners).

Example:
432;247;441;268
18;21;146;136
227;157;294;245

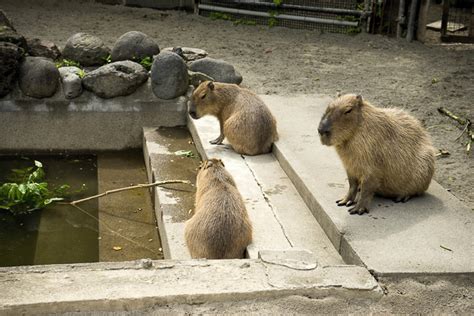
185;158;252;259
188;81;278;156
318;94;435;215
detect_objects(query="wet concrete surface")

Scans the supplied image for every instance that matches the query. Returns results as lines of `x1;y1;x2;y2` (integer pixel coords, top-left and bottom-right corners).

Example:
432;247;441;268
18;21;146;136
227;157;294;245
143;127;201;259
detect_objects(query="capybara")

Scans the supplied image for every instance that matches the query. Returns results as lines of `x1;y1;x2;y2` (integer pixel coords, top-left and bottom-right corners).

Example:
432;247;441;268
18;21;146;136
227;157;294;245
318;94;435;215
185;158;252;258
188;81;278;156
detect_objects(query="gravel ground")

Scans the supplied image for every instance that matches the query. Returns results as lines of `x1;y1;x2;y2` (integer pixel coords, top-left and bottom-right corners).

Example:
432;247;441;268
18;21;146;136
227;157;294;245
1;1;473;313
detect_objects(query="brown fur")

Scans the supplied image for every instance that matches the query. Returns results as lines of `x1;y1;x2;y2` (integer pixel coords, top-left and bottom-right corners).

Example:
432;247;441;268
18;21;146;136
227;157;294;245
188;81;278;156
185;158;252;259
318;94;436;215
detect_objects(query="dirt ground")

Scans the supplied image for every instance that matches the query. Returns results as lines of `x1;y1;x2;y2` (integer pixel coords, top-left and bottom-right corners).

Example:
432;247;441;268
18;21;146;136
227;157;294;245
3;0;472;209
1;0;473;313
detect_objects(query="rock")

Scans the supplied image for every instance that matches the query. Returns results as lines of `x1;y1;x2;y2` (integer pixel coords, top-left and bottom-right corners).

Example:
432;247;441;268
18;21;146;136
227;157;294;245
0;42;23;97
189;57;242;84
62;33;110;66
150;51;188;100
27;38;61;60
19;57;59;98
162;47;208;62
58;66;83;99
0;10;15;30
82;60;148;98
111;31;160;62
0;26;27;50
188;70;214;88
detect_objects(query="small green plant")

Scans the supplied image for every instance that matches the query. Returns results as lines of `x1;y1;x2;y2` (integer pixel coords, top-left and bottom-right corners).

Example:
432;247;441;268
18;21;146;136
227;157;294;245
139;56;153;71
103;54;112;63
77;68;86;79
55;59;81;68
209;12;232;21
273;0;283;6
0;161;75;215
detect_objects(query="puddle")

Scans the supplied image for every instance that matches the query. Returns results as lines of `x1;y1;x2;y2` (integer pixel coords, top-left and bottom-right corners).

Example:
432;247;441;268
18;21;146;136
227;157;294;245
0;150;162;267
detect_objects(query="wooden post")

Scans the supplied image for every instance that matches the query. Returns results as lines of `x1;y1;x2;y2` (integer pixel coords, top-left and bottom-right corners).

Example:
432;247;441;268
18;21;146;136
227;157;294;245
407;0;421;41
397;0;406;38
416;0;430;42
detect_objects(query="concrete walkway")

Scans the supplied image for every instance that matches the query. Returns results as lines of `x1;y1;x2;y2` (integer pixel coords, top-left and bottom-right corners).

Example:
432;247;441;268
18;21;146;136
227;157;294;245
261;94;473;276
188;118;344;265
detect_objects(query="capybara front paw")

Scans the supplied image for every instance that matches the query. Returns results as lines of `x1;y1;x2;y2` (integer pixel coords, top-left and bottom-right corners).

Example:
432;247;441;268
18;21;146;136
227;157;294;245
336;198;355;207
393;195;411;203
348;206;369;215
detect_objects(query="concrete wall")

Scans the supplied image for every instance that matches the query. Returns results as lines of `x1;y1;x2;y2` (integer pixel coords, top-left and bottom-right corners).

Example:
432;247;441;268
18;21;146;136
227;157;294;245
0;80;190;152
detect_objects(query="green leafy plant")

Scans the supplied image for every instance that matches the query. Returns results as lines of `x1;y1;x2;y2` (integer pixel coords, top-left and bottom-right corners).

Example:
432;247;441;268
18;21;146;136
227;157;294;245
0;161;72;215
139;56;153;71
209;12;232;21
273;0;283;6
55;59;81;68
174;150;196;158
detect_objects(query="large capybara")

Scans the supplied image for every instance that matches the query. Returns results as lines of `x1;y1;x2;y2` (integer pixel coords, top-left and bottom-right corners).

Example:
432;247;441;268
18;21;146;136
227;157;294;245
188;81;278;156
185;158;252;259
318;94;435;215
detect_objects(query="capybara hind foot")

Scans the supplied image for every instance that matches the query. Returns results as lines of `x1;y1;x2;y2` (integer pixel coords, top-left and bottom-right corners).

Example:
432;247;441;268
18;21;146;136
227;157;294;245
210;134;224;145
337;198;356;207
393;195;412;203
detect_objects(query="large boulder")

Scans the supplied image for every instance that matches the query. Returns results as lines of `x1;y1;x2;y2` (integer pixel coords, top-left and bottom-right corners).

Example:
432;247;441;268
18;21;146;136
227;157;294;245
150;51;188;100
189;57;242;84
58;66;83;99
0;42;23;97
19;57;59;98
82;60;148;98
0;10;15;30
27;38;61;60
62;33;110;66
0;26;27;51
162;47;208;62
111;31;159;62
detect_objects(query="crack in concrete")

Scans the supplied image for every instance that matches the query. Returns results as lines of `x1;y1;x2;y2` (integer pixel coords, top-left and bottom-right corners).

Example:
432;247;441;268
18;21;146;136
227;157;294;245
241;155;294;248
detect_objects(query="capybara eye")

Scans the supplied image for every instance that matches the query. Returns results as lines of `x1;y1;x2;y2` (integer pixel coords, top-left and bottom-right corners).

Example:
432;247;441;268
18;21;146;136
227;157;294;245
201;94;206;99
344;108;352;114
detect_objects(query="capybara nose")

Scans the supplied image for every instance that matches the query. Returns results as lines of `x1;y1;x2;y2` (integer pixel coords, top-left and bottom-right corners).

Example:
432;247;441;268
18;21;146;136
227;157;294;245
189;110;197;119
318;121;330;136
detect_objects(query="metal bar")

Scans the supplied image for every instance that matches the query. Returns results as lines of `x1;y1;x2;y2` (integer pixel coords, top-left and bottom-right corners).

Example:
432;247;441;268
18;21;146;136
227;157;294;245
198;4;359;27
228;0;367;16
441;0;450;38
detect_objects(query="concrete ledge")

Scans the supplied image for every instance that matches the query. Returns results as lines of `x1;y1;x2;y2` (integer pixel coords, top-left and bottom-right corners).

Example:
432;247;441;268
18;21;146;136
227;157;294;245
262;94;474;276
0;81;190;151
0;258;382;314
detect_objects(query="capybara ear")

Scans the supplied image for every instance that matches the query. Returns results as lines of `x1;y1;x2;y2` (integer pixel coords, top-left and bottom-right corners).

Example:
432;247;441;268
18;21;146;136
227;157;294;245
207;81;215;91
218;159;225;167
204;160;213;169
336;91;342;98
356;94;363;105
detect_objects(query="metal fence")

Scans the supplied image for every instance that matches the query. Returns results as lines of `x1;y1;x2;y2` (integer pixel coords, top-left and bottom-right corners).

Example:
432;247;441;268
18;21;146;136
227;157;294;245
197;0;366;33
441;0;474;43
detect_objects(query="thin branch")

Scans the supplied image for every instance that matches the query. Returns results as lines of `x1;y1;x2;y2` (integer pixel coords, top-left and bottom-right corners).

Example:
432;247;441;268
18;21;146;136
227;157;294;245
70;204;160;256
437;107;471;127
454;123;470;141
70;180;191;205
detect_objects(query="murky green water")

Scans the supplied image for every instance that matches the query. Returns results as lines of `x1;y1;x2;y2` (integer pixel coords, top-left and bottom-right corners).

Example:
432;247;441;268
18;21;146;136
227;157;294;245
0;151;161;267
0;155;99;267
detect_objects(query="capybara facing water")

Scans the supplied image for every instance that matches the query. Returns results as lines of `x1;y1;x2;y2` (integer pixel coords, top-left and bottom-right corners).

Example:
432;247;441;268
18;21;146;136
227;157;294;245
185;158;252;259
188;81;278;156
318;94;435;215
